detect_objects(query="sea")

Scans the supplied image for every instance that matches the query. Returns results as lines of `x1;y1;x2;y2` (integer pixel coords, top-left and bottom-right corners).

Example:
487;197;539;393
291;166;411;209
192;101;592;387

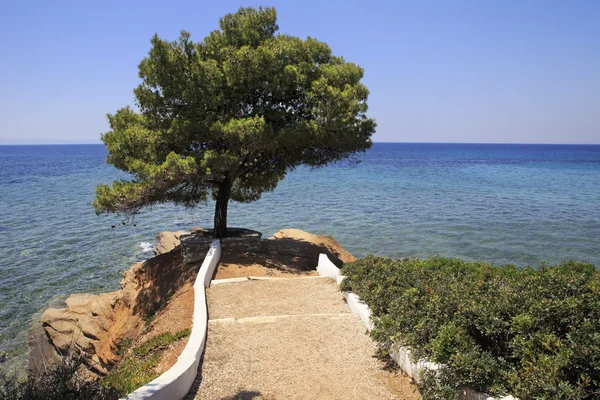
1;142;599;372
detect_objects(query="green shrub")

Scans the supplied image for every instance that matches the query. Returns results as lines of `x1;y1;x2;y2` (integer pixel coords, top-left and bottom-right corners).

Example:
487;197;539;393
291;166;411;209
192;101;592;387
341;256;600;399
103;328;190;394
0;356;122;400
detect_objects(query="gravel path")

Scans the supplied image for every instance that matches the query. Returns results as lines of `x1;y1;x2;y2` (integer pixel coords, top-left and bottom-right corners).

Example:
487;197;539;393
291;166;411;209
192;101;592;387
207;277;351;319
189;277;420;400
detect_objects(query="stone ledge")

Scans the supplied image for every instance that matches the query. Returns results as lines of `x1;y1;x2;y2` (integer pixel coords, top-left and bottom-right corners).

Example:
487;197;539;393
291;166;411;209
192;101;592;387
180;228;262;264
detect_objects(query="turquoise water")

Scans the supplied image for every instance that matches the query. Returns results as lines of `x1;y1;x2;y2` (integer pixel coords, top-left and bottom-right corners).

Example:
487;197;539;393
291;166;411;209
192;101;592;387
1;143;599;370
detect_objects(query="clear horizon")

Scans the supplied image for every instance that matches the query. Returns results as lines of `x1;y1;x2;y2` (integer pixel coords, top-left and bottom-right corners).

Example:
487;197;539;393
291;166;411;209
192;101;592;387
2;141;600;146
1;1;599;145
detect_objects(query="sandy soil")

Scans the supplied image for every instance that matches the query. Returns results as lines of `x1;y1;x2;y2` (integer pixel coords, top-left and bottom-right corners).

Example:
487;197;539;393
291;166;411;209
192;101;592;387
188;277;420;400
135;282;194;373
215;256;318;279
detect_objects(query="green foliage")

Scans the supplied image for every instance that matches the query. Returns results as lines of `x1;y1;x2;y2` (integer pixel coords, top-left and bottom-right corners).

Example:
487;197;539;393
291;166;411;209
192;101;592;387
418;368;461;400
94;6;375;236
341;256;600;399
0;356;122;400
115;337;132;357
133;329;190;358
103;329;190;394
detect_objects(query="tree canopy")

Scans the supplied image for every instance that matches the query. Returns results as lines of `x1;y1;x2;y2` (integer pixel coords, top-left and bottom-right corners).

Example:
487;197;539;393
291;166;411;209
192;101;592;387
94;6;376;237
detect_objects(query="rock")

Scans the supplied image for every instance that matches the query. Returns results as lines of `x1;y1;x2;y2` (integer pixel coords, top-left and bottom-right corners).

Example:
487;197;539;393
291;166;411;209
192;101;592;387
30;248;196;377
155;231;188;255
221;229;262;253
28;321;61;373
38;291;130;372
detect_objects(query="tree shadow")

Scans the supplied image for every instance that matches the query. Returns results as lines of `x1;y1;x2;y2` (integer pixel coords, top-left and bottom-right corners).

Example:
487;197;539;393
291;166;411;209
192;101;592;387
261;237;346;268
217;236;347;278
221;390;265;400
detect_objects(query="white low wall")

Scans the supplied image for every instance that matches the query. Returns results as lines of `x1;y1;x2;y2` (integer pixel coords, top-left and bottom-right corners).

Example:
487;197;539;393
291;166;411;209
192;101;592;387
317;253;515;400
124;239;221;400
317;254;373;330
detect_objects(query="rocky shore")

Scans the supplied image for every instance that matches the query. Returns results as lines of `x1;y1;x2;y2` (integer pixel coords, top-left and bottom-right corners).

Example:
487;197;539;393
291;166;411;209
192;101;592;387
29;228;355;378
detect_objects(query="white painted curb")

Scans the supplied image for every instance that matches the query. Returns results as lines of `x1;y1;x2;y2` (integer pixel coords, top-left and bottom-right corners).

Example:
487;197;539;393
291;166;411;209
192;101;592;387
123;239;221;400
317;253;515;400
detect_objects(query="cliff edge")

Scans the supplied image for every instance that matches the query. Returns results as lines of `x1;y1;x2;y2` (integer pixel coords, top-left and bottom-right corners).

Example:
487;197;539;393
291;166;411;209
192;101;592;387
29;228;354;377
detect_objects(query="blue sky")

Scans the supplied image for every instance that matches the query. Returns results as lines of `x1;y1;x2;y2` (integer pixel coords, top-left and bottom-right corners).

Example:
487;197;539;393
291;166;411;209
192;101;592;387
1;0;598;144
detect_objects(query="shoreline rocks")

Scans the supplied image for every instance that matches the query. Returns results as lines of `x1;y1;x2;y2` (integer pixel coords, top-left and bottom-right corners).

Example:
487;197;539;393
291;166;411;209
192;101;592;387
155;231;188;255
30;248;196;376
29;227;354;379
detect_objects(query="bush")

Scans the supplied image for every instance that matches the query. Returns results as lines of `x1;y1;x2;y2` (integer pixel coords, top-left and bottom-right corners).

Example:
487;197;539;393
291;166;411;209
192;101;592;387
0;356;122;400
341;256;600;399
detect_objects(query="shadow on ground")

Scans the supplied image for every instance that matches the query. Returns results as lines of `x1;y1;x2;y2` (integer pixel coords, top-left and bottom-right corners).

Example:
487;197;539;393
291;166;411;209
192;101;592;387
217;236;347;278
222;390;268;400
132;246;198;319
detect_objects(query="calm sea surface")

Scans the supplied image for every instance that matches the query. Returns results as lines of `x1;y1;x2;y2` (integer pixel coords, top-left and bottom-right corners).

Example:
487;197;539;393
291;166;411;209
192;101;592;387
1;143;599;370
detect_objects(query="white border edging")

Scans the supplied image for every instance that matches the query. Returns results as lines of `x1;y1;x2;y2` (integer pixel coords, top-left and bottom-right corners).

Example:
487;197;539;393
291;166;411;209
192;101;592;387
124;239;221;400
317;254;372;330
317;253;515;400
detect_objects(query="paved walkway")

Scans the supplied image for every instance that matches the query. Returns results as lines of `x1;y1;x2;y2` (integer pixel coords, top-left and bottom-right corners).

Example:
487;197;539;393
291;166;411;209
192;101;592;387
188;277;419;400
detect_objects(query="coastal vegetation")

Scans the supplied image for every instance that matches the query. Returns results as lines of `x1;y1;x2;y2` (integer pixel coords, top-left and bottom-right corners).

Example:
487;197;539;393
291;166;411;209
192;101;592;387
103;329;191;394
0;356;121;400
94;6;375;238
341;255;600;399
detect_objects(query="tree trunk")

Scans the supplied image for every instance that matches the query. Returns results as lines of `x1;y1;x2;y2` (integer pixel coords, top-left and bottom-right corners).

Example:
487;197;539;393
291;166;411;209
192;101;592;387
214;178;231;238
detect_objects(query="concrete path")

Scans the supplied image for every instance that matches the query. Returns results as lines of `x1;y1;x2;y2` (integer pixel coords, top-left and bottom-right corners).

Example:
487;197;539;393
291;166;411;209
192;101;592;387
188;277;419;400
